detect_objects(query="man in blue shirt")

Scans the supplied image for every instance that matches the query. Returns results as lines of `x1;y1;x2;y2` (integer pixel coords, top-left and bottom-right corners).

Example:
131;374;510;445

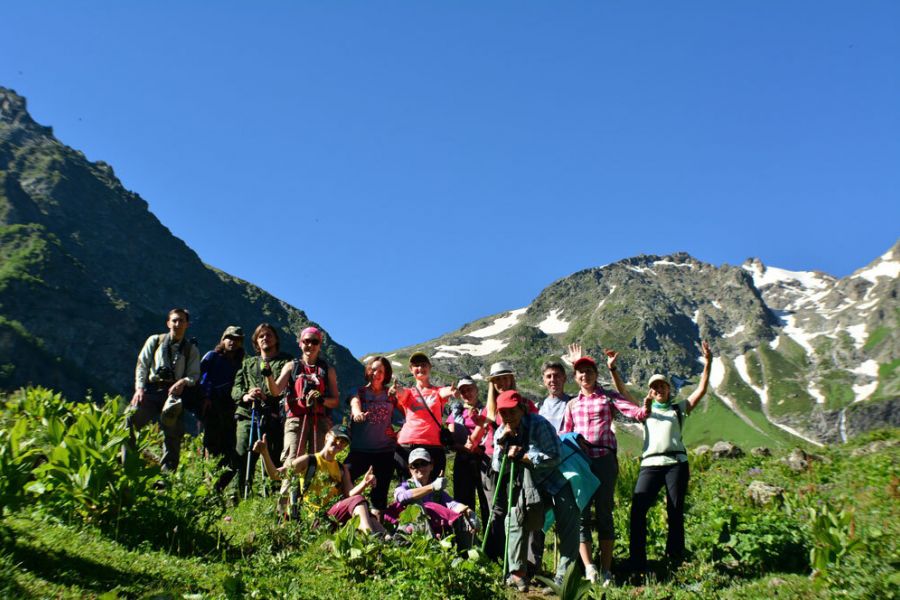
538;361;570;434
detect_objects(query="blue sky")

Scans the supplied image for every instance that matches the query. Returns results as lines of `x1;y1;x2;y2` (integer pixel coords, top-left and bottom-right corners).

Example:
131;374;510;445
2;2;898;356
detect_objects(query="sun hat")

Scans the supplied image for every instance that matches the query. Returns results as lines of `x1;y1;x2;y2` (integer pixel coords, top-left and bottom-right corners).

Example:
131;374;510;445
160;395;183;428
456;377;476;389
488;361;515;379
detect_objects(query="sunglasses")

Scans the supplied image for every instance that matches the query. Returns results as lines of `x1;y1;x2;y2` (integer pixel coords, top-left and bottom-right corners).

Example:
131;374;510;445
409;462;430;469
301;338;321;346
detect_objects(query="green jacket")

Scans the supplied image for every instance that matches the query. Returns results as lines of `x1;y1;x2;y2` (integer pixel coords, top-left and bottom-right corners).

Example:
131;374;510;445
232;352;293;419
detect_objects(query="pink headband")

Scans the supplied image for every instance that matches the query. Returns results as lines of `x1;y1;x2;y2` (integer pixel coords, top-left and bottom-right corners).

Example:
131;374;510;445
300;326;322;340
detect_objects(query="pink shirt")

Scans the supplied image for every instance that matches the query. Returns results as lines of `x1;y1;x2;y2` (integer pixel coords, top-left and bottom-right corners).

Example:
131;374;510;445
396;385;447;446
563;387;647;458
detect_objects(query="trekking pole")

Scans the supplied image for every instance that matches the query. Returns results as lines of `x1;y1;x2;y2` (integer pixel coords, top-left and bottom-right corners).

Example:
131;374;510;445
312;410;319;454
244;402;257;500
480;452;509;553
503;458;516;579
297;412;308;460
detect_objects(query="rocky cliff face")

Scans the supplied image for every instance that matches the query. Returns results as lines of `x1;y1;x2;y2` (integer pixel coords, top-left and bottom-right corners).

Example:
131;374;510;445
375;248;898;446
0;87;364;401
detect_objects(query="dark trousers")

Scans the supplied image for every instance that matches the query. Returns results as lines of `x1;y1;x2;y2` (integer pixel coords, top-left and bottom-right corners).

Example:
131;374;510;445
629;462;690;569
395;444;446;481
480;454;508;561
124;388;183;472
347;449;396;511
453;451;489;525
202;399;237;491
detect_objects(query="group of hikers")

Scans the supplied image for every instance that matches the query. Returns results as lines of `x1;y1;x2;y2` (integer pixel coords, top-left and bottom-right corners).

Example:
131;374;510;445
125;307;713;591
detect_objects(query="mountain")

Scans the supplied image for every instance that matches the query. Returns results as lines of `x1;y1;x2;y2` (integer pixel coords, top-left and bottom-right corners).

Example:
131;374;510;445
372;246;899;446
0;87;364;401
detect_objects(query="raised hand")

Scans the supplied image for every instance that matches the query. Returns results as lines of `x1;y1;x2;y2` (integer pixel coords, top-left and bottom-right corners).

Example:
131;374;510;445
604;349;619;370
701;340;712;361
565;342;584;363
252;434;269;455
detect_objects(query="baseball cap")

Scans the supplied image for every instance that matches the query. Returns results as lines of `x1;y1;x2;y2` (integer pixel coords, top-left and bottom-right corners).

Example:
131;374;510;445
496;390;524;410
221;325;244;340
408;448;433;465
330;424;351;442
409;352;431;365
648;374;670;388
573;356;598;370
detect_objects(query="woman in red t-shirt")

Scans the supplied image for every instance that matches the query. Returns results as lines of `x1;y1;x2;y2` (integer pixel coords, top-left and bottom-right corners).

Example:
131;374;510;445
391;352;454;479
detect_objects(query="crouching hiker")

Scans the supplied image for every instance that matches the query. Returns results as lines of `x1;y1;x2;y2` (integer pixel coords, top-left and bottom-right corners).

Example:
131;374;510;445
252;425;387;535
494;391;580;592
384;448;477;550
124;308;201;473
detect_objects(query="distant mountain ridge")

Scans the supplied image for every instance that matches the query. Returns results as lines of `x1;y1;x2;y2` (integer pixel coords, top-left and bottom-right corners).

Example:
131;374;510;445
0;86;364;400
373;246;899;446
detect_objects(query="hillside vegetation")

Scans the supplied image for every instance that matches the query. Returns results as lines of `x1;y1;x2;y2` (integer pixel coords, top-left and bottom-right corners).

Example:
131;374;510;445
1;387;897;599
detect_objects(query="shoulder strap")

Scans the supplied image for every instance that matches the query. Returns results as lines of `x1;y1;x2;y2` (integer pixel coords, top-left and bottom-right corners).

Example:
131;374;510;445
674;403;684;430
413;386;444;430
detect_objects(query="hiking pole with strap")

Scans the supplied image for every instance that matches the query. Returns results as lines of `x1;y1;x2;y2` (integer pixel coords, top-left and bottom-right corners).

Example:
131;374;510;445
244;401;258;499
298;412;309;460
503;458;516;579
480;451;509;554
312;410;318;454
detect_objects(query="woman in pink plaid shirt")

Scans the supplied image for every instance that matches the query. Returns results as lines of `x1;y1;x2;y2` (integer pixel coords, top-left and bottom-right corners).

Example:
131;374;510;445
563;348;649;585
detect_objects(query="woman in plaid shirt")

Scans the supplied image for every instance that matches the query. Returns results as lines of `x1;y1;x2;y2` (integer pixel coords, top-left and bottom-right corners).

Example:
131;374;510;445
563;352;648;585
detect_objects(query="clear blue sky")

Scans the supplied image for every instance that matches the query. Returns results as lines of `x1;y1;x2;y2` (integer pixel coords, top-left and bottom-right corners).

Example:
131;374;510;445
3;2;898;356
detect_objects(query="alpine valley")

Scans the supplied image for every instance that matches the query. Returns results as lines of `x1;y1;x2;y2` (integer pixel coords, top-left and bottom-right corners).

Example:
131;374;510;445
1;85;897;450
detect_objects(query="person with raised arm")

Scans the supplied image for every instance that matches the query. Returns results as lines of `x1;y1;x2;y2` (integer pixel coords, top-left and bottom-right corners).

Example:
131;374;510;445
608;341;713;574
252;425;387;535
390;352;454;478
562;343;648;585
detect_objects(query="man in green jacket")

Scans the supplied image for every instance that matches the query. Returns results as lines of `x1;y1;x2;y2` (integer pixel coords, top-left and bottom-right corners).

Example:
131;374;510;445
231;322;292;499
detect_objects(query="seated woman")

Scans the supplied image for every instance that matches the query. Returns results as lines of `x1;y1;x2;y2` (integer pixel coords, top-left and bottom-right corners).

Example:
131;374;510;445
607;340;712;573
252;424;386;535
385;448;476;549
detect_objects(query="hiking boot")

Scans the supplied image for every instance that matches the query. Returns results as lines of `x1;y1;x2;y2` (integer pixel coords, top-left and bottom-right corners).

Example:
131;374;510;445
585;563;599;583
601;569;613;587
505;574;528;592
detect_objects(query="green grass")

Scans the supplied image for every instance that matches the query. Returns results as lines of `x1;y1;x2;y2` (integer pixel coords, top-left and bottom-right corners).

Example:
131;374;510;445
759;342;814;417
685;393;789;449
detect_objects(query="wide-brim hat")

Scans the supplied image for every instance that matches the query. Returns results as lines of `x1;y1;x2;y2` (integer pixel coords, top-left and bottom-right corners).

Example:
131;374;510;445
488;361;515;379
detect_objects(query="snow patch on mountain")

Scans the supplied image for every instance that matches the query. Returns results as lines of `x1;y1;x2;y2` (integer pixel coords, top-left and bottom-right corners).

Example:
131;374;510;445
734;355;769;405
653;260;695;269
770;311;818;354
723;324;745;338
851;360;879;402
845;324;868;349
597;285;616;309
538;309;570;334
435;337;509;357
628;266;656;275
743;262;831;291
851;250;900;284
467;308;527;338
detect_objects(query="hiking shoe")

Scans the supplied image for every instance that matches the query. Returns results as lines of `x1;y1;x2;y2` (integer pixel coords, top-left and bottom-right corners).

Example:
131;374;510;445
540;575;564;596
585;563;599;583
505;574;528;592
601;570;613;587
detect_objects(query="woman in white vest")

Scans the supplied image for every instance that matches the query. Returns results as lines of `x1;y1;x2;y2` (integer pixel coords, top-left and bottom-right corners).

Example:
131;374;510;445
607;340;712;574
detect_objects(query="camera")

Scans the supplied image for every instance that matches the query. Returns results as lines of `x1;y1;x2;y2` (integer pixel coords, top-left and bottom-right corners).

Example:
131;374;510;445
150;365;175;383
